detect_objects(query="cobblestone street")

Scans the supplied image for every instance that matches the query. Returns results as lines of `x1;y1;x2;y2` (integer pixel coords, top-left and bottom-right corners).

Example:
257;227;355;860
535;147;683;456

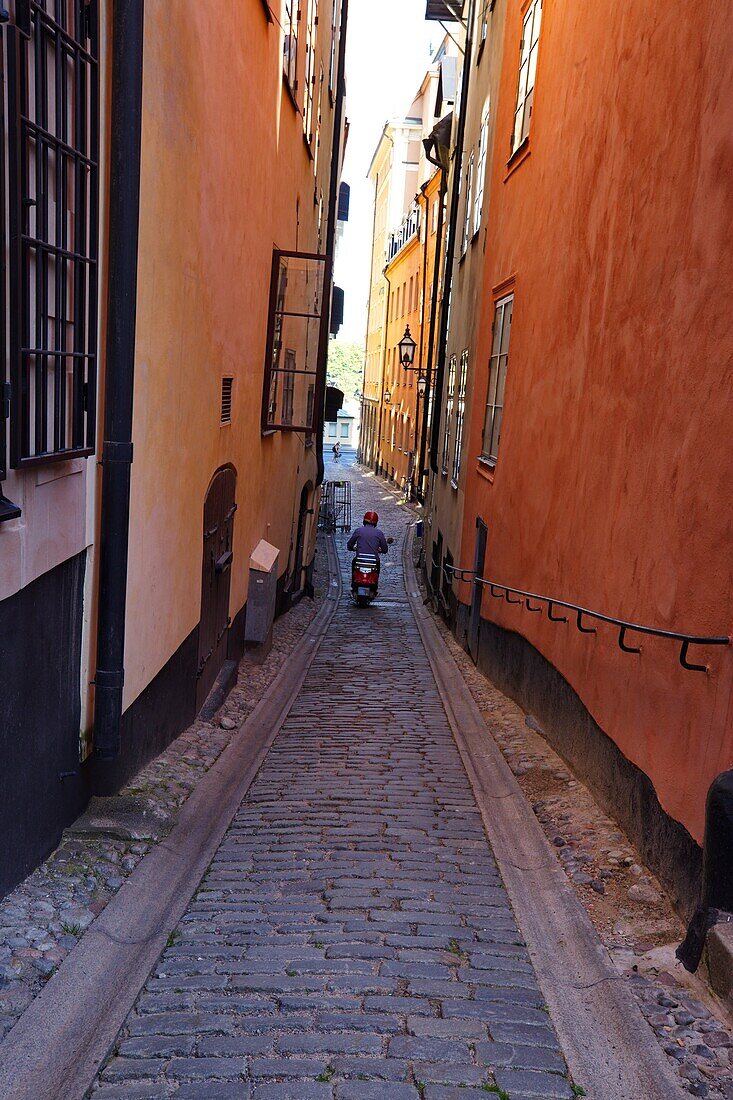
91;458;575;1100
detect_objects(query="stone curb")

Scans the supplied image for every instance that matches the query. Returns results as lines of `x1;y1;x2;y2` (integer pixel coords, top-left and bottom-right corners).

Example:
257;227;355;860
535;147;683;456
402;528;688;1100
0;538;342;1100
706;921;733;1010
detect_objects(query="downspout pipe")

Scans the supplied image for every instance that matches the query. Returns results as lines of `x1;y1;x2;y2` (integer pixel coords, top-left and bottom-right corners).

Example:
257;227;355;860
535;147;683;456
93;0;145;760
429;0;476;472
315;0;349;487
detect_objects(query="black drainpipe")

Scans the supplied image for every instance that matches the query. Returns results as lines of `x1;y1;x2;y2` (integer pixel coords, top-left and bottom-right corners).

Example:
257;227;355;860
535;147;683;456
429;0;476;472
93;0;145;760
315;0;349;487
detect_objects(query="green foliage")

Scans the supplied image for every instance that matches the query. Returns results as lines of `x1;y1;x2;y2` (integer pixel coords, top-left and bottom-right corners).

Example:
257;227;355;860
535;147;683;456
327;340;365;400
571;1087;587;1097
317;1066;335;1082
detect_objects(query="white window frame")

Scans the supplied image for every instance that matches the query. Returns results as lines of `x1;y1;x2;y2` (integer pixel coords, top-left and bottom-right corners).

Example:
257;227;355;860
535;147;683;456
462;152;474;255
442;354;457;474
452;349;468;485
283;0;298;91
512;0;542;154
303;0;318;142
474;101;489;235
482;294;513;462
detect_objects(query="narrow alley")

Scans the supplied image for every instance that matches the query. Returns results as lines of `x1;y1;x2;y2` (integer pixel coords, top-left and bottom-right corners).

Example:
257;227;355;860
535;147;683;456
87;460;574;1100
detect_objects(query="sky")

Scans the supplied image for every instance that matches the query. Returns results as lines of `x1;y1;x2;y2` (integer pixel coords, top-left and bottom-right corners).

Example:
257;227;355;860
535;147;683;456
333;0;436;345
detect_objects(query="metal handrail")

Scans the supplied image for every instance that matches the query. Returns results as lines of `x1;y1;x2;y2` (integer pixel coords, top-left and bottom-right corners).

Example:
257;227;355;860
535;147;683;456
442;564;730;673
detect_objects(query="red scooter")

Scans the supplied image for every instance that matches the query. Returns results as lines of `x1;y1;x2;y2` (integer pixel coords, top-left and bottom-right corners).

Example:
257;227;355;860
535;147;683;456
351;554;380;607
351;536;393;607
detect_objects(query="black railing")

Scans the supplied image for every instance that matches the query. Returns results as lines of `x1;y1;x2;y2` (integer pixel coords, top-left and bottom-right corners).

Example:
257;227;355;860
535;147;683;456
443;564;730;673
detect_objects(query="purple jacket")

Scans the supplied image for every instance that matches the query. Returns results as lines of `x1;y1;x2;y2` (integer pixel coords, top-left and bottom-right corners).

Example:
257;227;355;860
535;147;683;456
347;524;389;556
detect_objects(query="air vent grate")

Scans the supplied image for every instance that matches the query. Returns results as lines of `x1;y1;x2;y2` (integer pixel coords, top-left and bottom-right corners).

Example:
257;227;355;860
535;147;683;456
220;377;233;424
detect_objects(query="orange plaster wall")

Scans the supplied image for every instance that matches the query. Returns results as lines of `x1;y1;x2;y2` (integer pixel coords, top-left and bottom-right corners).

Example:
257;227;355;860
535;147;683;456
123;0;337;706
460;0;733;841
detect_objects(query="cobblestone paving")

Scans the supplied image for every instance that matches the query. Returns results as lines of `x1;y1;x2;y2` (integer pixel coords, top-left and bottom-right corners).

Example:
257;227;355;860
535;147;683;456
0;553;328;1042
92;458;575;1100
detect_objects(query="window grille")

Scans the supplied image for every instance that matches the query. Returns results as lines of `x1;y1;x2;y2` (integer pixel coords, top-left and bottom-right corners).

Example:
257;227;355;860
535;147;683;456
220;376;233;423
442;353;456;474
482;295;513;462
512;0;542;154
8;0;100;469
452;349;468;485
283;0;298;91
262;250;326;433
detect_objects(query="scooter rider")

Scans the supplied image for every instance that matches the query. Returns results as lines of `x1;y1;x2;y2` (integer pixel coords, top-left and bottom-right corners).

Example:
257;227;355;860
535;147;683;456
347;511;390;561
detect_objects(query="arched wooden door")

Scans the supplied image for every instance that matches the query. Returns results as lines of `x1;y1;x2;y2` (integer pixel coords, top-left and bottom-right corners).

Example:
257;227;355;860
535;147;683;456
292;482;312;598
196;466;236;712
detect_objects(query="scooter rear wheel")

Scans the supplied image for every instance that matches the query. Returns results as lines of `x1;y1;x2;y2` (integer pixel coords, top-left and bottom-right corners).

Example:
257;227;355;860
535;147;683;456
356;594;370;608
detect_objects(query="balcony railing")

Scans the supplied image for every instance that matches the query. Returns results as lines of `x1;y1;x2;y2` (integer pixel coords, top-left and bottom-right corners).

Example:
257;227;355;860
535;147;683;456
443;564;730;674
387;202;421;263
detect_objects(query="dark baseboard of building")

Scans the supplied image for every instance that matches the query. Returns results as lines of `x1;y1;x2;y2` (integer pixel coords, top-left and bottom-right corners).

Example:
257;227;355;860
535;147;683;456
0;552;89;898
452;600;702;919
92;627;198;797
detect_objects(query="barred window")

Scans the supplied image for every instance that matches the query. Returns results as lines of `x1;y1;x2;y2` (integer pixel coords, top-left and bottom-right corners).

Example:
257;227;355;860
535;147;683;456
512;0;542;154
452;349;468;485
482;294;513;462
262;250;326;433
283;0;298;92
441;354;456;475
7;0;99;469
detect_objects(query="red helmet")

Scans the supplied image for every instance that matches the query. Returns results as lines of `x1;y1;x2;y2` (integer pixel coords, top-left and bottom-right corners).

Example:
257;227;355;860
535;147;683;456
363;511;379;526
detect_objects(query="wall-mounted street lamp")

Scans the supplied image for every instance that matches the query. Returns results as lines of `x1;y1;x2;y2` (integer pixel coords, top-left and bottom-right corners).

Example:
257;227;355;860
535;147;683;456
383;388;392;404
398;326;417;368
417;375;427;398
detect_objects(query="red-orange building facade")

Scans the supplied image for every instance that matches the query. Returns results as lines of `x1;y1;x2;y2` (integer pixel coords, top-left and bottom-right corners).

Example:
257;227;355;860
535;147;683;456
426;0;733;911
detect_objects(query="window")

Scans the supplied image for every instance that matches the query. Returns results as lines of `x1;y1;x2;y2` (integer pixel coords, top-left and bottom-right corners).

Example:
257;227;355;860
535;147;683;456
339;422;349;438
479;0;490;45
482;295;513;461
262;250;326;432
328;0;339;96
303;0;318;142
474;102;489;234
512;0;542;154
327;422;337;437
442;354;456;474
282;350;296;423
7;0;100;470
283;0;298;91
314;67;324;177
452;350;468;484
462;152;474;255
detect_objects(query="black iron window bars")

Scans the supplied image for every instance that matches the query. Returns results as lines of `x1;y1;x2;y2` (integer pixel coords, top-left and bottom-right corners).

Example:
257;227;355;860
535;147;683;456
443;563;730;673
7;0;99;469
